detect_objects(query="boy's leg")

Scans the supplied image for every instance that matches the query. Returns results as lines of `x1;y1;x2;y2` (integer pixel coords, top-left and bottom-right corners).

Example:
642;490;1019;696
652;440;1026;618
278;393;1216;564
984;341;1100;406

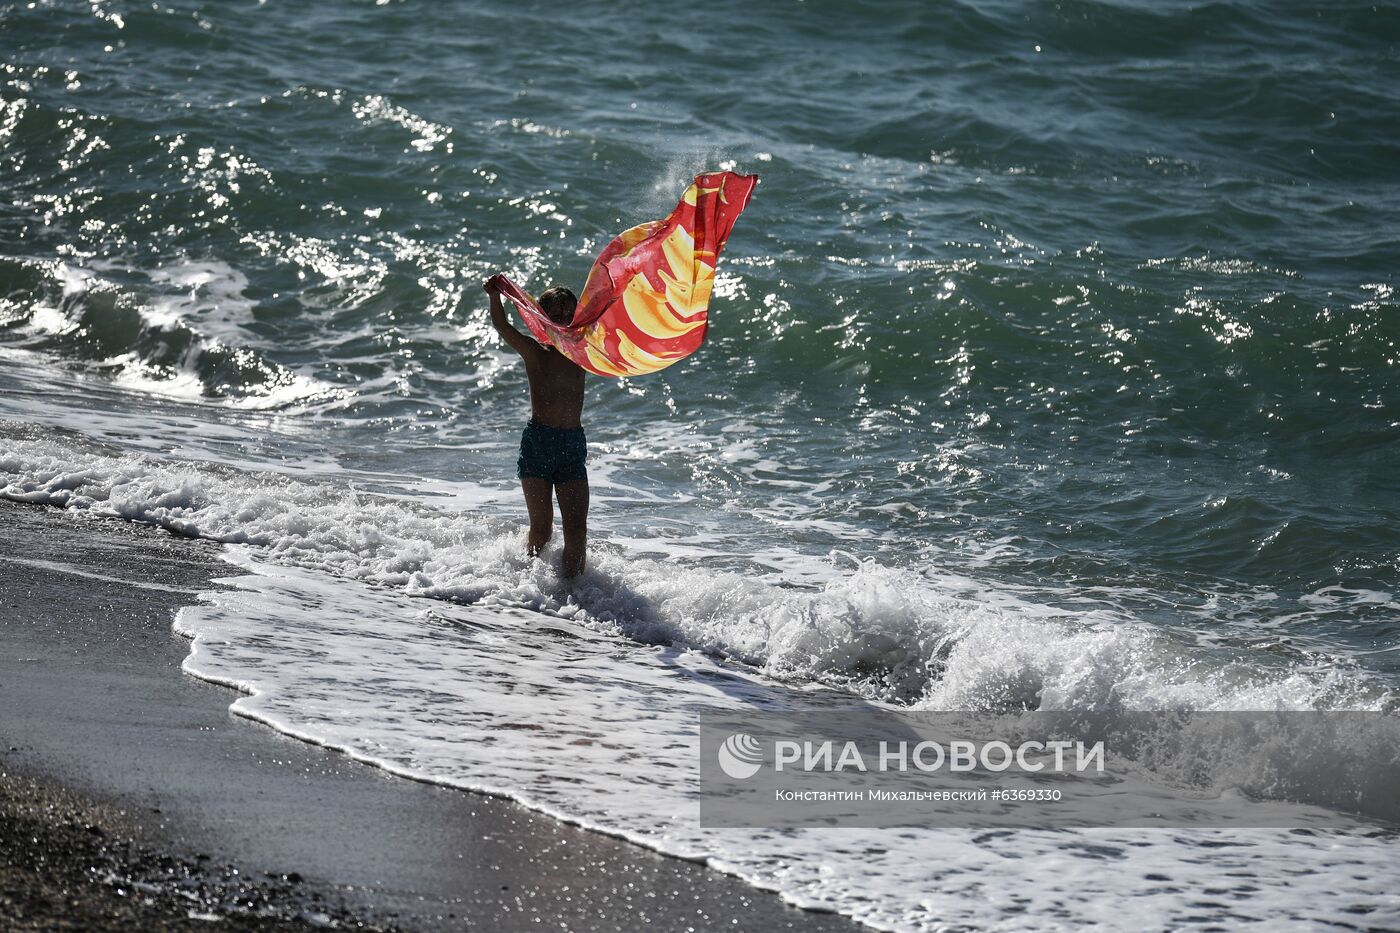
555;479;589;578
521;478;554;556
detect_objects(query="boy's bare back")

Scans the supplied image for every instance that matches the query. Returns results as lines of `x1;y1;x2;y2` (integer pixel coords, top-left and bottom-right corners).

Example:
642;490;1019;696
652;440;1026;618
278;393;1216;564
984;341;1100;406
521;343;585;429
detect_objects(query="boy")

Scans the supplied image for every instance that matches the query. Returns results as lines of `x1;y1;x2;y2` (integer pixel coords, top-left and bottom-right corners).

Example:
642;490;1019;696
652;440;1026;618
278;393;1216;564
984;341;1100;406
482;274;588;577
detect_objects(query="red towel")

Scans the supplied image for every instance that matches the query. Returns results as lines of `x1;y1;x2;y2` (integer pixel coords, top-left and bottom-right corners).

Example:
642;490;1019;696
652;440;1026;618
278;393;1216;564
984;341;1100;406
494;171;758;377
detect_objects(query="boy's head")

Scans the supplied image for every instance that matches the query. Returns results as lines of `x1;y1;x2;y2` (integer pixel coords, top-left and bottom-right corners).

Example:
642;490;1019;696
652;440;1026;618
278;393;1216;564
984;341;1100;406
539;286;577;326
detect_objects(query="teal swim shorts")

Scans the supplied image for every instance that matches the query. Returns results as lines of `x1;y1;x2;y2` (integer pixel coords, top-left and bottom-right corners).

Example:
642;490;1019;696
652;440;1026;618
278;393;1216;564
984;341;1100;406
517;420;587;485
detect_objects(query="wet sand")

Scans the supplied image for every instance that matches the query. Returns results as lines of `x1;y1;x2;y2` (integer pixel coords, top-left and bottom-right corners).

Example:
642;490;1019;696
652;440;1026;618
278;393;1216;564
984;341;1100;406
0;498;856;932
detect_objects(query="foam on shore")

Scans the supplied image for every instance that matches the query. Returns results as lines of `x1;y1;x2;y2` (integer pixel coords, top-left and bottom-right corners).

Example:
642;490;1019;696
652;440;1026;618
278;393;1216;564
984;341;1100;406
4;426;1397;929
2;424;1384;713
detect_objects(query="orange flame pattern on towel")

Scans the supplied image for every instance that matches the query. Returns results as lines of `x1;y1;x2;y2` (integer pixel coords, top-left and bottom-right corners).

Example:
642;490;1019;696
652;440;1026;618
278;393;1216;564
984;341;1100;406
493;171;758;377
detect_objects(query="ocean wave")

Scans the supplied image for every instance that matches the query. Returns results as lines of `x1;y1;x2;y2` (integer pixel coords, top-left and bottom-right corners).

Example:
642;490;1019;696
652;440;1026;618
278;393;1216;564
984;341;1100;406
0;257;346;410
1;423;1387;714
169;549;1400;932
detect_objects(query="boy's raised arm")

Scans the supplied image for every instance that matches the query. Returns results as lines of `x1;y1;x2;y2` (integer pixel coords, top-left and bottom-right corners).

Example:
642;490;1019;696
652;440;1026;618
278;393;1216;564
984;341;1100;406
484;276;541;359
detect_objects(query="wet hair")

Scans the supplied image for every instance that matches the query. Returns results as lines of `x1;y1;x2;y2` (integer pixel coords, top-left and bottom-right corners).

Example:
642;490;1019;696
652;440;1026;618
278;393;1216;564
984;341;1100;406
539;286;578;326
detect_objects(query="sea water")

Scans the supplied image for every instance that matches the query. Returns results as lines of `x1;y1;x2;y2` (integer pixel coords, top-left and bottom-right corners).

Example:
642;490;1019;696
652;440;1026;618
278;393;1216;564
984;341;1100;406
2;1;1398;928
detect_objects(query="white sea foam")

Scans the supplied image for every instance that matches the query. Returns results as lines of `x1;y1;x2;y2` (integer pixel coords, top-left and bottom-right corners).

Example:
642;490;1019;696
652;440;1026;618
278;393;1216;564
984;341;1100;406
144;260;255;342
1;428;1384;711
172;551;1398;931
3;426;1397;930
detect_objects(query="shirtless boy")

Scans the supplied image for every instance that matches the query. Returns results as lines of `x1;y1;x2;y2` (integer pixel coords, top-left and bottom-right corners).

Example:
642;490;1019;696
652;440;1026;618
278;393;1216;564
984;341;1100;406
482;274;588;577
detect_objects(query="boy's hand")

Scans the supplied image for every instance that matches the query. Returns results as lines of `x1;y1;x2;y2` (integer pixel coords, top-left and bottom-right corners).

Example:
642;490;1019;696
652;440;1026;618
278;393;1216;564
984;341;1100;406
482;273;505;294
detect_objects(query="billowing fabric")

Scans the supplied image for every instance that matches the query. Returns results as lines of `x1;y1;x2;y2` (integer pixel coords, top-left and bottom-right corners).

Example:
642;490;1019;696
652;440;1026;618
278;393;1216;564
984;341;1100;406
494;171;758;377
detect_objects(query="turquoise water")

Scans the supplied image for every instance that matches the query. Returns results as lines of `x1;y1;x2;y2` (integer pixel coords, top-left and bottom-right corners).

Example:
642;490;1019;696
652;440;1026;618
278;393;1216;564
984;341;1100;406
3;1;1399;692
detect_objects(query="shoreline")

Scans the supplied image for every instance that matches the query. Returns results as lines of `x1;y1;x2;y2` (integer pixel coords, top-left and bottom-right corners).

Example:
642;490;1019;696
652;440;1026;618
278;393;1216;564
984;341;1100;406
0;499;857;932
